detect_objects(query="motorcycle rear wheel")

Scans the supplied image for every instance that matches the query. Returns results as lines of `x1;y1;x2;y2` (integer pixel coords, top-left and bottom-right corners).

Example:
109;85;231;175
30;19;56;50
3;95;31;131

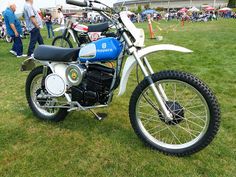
129;70;220;156
26;66;68;122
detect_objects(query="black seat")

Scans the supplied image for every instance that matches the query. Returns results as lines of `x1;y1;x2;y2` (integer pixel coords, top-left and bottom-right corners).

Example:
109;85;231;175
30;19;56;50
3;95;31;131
34;45;79;62
88;22;109;32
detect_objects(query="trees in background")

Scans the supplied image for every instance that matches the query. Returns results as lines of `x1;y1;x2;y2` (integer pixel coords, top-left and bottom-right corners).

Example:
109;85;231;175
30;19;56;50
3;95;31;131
144;4;150;10
228;0;236;7
137;5;142;13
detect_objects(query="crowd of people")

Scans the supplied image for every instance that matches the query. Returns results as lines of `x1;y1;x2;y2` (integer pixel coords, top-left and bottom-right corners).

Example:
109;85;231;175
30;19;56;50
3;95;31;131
164;9;236;22
0;0;65;58
1;0;44;58
130;7;236;23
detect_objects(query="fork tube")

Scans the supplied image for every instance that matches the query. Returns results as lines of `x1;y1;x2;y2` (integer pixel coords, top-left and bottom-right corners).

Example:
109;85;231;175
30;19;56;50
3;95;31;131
133;52;172;120
143;57;168;101
121;30;172;119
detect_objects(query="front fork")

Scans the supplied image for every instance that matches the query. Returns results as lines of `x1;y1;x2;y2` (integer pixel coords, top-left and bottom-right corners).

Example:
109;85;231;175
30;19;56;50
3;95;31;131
42;65;48;76
133;51;173;120
62;28;68;38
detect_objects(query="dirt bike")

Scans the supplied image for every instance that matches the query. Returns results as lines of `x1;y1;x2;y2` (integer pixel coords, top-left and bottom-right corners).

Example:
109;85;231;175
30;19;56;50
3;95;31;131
0;22;29;42
21;0;220;156
20;21;30;39
0;24;12;43
52;17;116;48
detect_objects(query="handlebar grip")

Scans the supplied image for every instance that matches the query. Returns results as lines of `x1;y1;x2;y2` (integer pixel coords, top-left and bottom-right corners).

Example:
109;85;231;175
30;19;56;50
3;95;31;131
66;0;88;7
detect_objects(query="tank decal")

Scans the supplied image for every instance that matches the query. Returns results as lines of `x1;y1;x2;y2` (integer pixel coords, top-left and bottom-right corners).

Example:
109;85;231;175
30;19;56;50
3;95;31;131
79;43;96;59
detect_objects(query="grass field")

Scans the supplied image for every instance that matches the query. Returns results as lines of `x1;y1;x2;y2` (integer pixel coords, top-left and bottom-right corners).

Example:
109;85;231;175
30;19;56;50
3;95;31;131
0;19;236;177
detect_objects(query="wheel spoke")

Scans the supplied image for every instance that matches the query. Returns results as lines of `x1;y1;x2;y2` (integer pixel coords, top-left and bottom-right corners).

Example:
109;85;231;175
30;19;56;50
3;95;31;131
184;104;205;109
175;124;198;138
174;112;205;129
146;124;162;132
140;116;160;124
165;125;182;144
138;112;159;120
184;109;207;123
151;127;168;136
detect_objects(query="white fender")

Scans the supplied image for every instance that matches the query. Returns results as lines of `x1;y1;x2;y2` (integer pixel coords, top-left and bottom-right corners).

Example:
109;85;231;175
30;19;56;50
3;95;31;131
53;28;76;43
68;29;76;43
118;44;193;96
53;26;65;32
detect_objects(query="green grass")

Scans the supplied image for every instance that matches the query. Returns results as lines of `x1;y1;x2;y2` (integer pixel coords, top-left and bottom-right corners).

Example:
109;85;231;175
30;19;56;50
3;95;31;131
0;19;236;177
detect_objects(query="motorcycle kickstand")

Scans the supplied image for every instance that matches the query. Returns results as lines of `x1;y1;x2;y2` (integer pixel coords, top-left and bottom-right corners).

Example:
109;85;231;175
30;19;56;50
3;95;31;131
89;109;103;121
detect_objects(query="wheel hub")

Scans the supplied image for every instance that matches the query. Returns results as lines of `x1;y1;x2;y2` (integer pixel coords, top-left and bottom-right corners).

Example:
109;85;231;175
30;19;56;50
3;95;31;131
36;89;48;106
159;101;184;125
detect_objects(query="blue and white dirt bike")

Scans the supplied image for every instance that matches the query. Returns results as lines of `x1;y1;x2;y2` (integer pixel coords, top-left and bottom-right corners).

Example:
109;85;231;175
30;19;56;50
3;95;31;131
22;0;220;156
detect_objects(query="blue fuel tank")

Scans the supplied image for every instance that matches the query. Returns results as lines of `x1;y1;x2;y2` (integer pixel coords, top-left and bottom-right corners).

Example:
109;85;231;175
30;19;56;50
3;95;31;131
78;37;123;63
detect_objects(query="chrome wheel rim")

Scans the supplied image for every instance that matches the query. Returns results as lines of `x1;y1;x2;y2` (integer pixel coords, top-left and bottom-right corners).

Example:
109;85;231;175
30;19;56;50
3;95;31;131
30;74;60;117
136;80;210;150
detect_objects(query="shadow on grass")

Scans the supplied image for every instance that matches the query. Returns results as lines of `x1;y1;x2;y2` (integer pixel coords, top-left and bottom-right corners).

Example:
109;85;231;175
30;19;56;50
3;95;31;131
20;107;145;151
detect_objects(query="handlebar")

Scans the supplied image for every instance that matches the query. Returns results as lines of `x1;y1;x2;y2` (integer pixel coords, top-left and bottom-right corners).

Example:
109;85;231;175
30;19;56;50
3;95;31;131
66;0;118;25
66;0;88;7
66;0;116;13
85;6;103;12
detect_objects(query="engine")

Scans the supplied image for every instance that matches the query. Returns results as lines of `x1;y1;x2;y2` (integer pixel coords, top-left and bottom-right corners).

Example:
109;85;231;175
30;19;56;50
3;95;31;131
71;64;115;106
44;63;115;107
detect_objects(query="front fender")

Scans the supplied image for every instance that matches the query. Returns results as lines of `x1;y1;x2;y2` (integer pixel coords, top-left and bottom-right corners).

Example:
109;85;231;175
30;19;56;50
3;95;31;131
118;44;193;96
68;29;76;43
53;26;65;32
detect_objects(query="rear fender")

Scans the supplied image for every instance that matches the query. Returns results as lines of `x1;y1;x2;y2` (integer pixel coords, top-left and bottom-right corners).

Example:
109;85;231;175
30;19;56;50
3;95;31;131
21;59;37;71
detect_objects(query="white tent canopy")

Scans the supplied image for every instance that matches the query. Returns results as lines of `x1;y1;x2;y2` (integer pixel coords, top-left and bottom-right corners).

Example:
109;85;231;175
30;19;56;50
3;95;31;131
188;7;200;12
219;7;232;11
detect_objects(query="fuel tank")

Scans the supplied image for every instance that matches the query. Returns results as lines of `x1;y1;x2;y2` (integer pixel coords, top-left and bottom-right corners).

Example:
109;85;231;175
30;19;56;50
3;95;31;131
78;37;123;63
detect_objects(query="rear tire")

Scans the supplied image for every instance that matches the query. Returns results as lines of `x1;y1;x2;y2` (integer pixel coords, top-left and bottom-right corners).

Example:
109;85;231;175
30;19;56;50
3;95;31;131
52;36;73;48
129;70;220;156
26;66;68;122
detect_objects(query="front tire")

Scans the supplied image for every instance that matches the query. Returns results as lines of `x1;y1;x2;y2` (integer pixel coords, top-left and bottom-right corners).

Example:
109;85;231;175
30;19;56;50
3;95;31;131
26;66;68;122
52;36;73;48
129;70;220;156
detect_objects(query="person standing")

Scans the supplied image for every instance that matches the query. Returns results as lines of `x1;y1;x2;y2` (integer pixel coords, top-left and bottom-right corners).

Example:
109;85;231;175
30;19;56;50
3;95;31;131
57;8;64;33
24;0;44;58
3;3;26;58
137;13;141;23
44;10;54;38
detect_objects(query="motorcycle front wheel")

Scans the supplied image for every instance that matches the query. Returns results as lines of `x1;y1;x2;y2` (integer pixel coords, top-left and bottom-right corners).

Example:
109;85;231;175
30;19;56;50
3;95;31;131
129;70;220;156
52;36;73;48
26;66;68;122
